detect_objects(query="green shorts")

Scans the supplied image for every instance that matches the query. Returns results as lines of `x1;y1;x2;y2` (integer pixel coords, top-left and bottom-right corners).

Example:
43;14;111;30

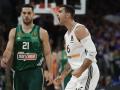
14;67;43;90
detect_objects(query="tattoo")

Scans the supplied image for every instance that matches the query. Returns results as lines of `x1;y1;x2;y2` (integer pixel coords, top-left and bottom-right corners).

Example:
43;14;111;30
61;63;71;76
64;63;71;71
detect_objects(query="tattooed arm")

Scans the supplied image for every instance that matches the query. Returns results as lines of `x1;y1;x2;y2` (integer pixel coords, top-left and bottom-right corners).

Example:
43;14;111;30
60;62;72;79
53;62;72;87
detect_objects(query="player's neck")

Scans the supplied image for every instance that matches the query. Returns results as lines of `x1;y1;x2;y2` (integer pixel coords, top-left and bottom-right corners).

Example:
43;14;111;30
22;22;34;32
65;20;76;33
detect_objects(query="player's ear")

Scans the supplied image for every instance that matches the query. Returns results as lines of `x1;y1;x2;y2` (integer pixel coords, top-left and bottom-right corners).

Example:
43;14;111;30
33;12;35;16
32;13;36;19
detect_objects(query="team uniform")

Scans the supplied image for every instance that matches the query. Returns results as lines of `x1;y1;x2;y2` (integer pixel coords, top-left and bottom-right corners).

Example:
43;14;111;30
64;23;100;90
12;25;44;90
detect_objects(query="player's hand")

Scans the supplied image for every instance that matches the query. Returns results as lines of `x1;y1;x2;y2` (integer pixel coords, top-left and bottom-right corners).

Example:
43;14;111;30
53;77;61;90
53;76;63;86
44;70;49;81
44;71;53;86
47;72;53;86
0;57;8;68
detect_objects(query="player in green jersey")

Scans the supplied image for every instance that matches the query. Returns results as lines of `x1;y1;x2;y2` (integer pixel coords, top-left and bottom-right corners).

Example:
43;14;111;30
0;4;52;90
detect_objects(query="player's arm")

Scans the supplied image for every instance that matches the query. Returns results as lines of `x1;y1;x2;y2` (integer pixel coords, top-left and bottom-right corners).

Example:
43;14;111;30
53;62;71;87
60;62;71;80
72;25;97;78
54;41;71;85
1;28;16;68
40;28;52;72
40;28;53;85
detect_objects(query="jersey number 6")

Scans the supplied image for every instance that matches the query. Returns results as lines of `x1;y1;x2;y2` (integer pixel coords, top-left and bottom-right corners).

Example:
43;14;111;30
67;45;70;53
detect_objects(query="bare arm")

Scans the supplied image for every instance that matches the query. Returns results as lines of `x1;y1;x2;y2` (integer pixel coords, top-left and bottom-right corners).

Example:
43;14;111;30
72;25;96;78
53;62;71;87
40;28;52;72
1;28;16;68
60;62;71;79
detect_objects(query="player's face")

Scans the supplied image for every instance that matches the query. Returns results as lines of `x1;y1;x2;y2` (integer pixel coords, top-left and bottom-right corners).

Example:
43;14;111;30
21;7;34;25
57;7;66;25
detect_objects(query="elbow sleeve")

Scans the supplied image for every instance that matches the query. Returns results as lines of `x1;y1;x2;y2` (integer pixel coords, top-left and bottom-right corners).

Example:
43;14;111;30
81;35;97;61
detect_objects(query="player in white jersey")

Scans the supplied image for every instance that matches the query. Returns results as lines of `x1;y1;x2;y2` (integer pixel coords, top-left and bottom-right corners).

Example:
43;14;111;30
53;5;100;90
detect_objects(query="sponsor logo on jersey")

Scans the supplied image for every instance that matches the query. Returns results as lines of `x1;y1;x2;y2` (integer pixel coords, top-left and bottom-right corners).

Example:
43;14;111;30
17;52;37;61
32;32;37;36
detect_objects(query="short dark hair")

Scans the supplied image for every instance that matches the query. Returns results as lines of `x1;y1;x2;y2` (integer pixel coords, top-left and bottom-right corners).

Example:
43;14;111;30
62;5;75;18
21;4;34;11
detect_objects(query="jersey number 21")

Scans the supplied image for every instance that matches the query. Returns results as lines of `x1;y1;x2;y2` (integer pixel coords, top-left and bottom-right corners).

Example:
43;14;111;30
22;42;29;49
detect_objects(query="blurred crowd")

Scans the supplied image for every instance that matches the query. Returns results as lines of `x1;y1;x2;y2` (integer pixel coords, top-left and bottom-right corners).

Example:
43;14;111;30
79;15;120;89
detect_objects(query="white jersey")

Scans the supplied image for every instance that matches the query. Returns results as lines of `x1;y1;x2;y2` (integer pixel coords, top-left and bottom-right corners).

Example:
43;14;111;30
64;23;99;90
64;23;96;70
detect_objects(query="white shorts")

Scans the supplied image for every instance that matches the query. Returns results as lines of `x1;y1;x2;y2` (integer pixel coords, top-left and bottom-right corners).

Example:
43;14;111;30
65;63;100;90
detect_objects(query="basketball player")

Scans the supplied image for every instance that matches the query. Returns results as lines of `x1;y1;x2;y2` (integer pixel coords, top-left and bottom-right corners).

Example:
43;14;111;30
0;4;52;90
54;5;100;90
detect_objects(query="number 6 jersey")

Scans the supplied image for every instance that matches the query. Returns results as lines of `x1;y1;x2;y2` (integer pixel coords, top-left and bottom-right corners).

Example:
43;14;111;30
64;23;96;70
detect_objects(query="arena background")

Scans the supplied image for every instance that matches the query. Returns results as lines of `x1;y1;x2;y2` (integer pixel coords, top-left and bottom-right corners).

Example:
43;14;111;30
0;0;120;90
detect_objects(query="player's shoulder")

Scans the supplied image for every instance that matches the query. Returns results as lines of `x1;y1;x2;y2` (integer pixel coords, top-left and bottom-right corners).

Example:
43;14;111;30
7;28;16;39
10;28;16;32
74;23;90;40
39;27;49;41
75;22;89;33
9;28;16;35
40;27;48;35
75;23;86;30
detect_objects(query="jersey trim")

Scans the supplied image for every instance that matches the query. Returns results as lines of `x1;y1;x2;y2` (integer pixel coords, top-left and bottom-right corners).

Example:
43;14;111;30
19;24;36;34
67;53;80;59
85;66;93;90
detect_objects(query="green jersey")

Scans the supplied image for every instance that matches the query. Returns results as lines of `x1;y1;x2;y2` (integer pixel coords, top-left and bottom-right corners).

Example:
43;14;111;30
13;25;44;71
61;50;68;72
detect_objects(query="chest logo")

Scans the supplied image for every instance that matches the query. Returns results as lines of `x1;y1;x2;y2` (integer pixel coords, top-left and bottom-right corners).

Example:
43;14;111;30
17;37;21;40
70;35;74;43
